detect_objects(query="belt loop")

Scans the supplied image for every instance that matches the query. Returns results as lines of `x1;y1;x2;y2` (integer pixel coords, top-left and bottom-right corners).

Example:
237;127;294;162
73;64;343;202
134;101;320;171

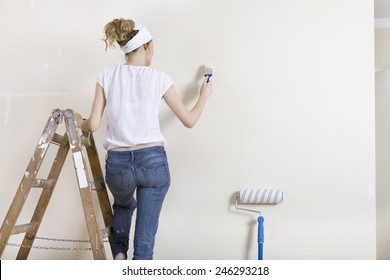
131;150;134;162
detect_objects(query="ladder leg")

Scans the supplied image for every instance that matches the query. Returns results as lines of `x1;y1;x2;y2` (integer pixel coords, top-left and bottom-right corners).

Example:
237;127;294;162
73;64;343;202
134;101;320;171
64;109;106;260
78;186;106;259
83;131;114;255
0;112;60;257
16;134;69;259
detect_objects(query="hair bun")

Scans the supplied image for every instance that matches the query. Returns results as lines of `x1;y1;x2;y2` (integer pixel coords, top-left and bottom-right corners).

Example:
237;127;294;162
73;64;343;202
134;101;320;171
103;18;135;50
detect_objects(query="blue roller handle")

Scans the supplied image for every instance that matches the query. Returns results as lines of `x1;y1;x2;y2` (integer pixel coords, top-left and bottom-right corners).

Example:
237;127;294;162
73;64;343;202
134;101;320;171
258;216;264;260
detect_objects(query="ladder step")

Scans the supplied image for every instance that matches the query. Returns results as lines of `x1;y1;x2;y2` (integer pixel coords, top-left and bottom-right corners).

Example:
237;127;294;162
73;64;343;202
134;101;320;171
100;227;112;239
51;133;68;147
11;222;39;235
81;134;92;147
32;179;52;189
90;181;105;191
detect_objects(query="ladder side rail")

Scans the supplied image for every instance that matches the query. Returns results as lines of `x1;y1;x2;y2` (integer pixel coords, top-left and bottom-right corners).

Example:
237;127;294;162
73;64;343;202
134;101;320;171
16;134;70;259
83;131;114;251
64;109;106;260
0;112;60;257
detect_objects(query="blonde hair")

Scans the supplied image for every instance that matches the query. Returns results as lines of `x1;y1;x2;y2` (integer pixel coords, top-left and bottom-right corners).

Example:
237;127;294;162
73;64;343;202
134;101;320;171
103;18;138;51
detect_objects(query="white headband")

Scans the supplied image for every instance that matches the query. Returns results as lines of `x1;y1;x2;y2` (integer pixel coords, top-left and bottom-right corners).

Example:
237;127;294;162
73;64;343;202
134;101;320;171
120;23;153;54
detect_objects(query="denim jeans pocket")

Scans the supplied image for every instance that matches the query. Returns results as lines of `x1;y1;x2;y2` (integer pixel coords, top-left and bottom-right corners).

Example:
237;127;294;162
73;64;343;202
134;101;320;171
142;160;170;188
105;169;126;193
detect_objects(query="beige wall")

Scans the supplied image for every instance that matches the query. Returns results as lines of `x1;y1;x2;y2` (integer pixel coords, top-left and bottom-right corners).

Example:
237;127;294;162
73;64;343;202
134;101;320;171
375;28;390;260
0;0;376;259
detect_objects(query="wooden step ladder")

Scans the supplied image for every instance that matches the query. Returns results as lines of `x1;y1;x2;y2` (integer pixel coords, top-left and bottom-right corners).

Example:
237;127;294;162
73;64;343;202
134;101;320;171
0;108;113;259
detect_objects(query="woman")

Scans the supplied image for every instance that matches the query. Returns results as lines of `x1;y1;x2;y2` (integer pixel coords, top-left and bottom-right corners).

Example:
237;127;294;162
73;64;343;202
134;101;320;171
75;18;212;260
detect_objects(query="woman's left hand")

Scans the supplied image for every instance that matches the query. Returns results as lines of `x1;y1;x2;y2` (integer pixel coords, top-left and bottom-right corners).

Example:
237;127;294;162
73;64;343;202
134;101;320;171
74;112;84;129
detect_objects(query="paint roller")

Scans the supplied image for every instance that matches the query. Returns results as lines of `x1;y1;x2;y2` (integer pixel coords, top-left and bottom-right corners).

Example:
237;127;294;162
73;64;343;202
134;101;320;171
235;188;284;260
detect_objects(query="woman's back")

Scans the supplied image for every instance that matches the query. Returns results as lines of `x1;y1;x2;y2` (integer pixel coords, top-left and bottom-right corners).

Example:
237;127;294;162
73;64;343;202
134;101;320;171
98;64;172;150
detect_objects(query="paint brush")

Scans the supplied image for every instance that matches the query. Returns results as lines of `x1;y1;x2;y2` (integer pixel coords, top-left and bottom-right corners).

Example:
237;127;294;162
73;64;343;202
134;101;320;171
204;64;213;83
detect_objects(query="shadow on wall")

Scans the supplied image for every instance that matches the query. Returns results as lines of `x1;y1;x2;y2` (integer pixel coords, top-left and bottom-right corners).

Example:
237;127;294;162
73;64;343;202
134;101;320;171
228;192;259;260
159;66;205;126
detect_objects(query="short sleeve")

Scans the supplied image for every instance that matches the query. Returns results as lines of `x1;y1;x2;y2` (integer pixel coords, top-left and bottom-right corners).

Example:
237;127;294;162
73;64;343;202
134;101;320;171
97;70;105;88
160;72;173;97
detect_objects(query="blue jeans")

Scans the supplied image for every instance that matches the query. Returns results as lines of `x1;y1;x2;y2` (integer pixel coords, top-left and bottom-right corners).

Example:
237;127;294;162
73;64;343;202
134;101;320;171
105;146;170;260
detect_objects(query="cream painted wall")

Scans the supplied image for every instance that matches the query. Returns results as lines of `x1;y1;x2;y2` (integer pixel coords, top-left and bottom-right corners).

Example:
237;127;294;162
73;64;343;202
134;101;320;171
375;28;390;260
0;0;376;259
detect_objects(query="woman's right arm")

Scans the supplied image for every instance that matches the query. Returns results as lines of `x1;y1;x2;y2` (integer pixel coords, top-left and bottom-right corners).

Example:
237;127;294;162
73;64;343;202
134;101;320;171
163;77;213;128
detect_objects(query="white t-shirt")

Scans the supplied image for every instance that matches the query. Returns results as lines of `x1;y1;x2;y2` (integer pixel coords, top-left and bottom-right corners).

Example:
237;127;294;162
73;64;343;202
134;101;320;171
97;65;173;150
